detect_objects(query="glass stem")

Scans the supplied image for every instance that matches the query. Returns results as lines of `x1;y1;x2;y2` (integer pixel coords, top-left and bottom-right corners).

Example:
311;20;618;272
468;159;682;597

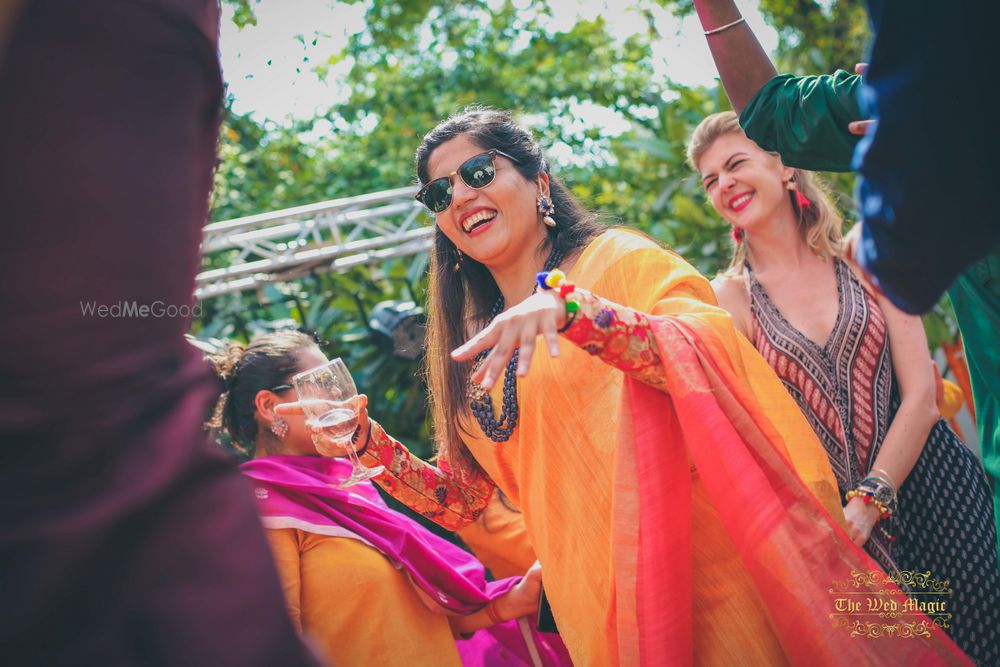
346;439;364;470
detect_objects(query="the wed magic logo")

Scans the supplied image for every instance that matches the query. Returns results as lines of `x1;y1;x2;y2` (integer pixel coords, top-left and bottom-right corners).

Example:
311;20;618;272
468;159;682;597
829;569;952;638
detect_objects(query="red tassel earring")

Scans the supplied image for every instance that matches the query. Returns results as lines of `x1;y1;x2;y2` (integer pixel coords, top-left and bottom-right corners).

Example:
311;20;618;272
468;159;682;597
787;178;812;210
731;226;745;243
795;189;812;210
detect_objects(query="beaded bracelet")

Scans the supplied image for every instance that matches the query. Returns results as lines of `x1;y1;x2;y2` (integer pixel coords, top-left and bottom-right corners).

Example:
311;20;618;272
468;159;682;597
845;488;893;520
536;270;580;332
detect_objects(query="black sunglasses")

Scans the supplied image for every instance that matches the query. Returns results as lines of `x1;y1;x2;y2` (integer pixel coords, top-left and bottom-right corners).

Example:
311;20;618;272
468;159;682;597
415;149;520;213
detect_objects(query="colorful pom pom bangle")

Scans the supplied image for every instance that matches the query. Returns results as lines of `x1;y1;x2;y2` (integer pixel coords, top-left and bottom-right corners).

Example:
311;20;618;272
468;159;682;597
536;270;580;332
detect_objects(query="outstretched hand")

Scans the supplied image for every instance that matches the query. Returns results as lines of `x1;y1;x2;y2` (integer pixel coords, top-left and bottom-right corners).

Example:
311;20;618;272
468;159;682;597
451;291;566;390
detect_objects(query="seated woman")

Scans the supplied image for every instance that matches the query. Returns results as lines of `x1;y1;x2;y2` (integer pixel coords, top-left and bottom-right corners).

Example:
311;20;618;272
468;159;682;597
688;111;999;665
206;330;569;667
278;108;968;666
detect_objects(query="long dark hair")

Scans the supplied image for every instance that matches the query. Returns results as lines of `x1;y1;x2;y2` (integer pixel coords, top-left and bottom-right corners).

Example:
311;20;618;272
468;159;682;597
416;107;604;472
206;330;316;457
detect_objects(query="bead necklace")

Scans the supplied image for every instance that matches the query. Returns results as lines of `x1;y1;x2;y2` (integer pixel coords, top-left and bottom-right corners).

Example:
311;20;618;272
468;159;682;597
469;247;564;442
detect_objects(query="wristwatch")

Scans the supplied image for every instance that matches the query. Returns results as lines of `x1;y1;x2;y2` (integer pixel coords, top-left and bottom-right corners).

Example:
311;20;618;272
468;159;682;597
860;479;895;507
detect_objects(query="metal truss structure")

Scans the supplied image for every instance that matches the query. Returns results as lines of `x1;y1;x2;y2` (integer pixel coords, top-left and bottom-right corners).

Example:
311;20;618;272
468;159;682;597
196;186;430;300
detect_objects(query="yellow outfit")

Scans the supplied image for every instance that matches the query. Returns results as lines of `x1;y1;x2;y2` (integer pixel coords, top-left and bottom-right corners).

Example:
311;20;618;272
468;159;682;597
456;493;537;580
459;230;840;665
265;528;462;667
361;229;845;665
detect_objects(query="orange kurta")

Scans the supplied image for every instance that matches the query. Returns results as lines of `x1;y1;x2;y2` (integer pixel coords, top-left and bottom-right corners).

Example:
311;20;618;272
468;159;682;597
458;230;841;665
266;528;462;667
456;493;537;581
362;229;967;664
361;228;970;663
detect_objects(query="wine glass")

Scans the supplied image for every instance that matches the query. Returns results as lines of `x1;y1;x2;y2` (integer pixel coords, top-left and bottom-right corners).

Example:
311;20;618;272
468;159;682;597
292;358;384;487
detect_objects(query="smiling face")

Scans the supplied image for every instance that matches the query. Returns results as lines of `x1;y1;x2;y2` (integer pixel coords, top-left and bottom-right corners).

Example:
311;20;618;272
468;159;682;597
425;134;546;272
696;131;794;234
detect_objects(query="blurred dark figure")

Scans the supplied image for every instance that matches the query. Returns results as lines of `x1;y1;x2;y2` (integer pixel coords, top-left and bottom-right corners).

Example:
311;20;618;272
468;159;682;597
0;2;318;664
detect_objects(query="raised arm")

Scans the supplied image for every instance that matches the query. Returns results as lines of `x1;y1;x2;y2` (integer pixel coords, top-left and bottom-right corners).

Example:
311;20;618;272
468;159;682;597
692;0;776;114
557;287;667;389
278;397;495;530
739;70;865;172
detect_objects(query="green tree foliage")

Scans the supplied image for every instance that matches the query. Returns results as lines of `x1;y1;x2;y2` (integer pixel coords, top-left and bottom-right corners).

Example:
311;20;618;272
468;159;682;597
666;0;869;73
212;109;327;221
758;0;870;73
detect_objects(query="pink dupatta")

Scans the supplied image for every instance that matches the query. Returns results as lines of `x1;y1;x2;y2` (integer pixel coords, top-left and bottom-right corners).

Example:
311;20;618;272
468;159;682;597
241;456;571;667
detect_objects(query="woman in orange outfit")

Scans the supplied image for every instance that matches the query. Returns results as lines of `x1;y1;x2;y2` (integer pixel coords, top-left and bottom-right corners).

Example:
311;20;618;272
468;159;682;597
207;330;569;666
291;108;969;666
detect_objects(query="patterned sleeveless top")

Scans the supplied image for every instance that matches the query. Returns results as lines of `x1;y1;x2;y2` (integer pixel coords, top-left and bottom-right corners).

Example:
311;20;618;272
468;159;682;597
747;258;1000;665
747;258;898;571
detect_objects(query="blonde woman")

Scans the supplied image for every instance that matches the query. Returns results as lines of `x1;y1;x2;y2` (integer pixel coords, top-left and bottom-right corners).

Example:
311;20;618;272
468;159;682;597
689;111;999;665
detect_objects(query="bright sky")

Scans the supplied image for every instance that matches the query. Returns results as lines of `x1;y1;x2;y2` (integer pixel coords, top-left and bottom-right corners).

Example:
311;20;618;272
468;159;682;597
219;0;778;124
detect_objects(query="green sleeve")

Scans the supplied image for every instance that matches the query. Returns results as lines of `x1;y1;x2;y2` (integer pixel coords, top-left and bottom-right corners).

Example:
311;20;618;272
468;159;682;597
739;70;865;172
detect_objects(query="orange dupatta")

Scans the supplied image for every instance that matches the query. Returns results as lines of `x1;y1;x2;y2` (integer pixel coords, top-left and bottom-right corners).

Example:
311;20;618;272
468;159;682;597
462;230;970;666
614;315;971;666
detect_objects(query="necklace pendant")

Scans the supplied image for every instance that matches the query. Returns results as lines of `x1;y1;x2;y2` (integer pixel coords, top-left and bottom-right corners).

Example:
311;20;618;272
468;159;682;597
467;381;488;402
467;359;488;401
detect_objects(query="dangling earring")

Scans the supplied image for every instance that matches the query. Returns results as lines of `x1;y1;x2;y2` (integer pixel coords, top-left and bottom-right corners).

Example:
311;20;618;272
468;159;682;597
452;248;463;272
786;178;812;210
536;179;556;228
270;416;289;438
731;226;745;243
